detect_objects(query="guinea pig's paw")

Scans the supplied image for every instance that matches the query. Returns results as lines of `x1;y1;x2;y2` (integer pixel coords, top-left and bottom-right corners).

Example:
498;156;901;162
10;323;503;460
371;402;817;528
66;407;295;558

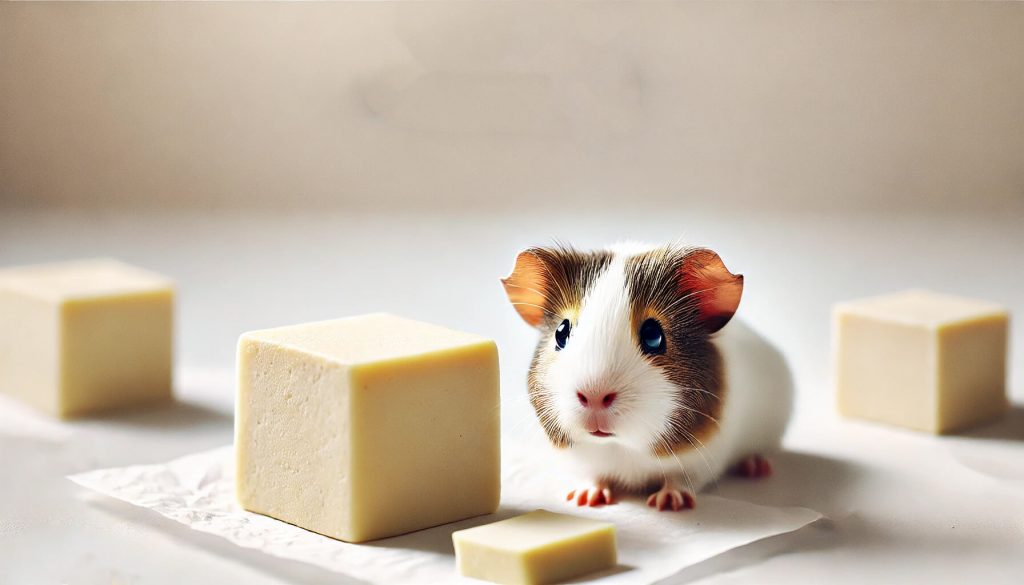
732;455;773;479
566;484;614;507
646;486;695;512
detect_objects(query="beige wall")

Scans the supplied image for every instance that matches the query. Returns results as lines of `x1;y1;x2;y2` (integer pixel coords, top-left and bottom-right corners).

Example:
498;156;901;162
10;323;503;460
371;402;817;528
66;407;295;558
2;2;1022;213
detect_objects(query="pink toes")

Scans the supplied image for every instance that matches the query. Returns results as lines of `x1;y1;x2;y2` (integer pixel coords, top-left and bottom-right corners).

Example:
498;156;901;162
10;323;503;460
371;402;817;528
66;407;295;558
733;455;773;479
566;486;614;507
645;487;695;511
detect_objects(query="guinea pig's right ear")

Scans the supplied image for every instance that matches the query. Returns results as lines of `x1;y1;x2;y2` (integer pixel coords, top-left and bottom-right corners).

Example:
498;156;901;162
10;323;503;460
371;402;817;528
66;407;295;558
501;249;549;328
679;248;744;334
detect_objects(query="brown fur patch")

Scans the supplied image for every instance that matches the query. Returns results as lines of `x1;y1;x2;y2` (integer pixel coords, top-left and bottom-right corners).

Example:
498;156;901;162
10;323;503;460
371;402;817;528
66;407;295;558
624;247;727;456
518;245;613;448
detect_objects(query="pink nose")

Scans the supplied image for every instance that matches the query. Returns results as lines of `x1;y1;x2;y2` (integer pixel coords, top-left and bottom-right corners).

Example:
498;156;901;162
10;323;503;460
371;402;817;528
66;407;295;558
577;390;617;409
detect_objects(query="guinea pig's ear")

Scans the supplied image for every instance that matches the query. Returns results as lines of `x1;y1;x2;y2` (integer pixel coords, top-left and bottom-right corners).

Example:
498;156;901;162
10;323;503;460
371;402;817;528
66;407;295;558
679;248;743;333
501;249;549;328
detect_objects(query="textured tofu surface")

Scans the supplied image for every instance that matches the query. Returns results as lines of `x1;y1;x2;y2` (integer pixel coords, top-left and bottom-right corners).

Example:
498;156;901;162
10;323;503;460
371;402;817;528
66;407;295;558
236;313;501;543
452;510;617;585
0;259;174;418
835;290;1008;433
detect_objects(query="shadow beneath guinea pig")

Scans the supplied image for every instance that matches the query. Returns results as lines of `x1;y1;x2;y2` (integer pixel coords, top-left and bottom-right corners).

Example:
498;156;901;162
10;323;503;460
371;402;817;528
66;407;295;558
663;515;841;584
661;450;872;584
708;449;867;520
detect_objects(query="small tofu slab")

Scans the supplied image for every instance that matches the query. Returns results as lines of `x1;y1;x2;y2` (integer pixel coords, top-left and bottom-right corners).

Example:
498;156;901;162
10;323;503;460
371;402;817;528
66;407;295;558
452;510;617;585
0;258;174;418
834;290;1008;433
236;313;500;543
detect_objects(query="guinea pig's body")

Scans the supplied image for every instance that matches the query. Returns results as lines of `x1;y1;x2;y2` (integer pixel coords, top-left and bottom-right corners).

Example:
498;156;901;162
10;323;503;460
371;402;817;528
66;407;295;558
503;242;793;510
565;320;792;493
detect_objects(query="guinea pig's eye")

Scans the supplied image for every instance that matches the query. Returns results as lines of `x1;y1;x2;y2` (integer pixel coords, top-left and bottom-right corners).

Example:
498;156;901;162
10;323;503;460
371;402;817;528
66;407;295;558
554;319;571;351
639;319;666;355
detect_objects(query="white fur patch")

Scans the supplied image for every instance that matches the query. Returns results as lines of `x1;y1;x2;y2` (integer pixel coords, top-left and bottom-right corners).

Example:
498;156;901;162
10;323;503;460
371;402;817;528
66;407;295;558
546;250;686;486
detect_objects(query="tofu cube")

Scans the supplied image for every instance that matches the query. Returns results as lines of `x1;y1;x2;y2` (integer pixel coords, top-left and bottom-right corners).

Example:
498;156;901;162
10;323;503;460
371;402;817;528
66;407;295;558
452;510;618;585
235;313;500;543
0;258;174;418
834;290;1009;433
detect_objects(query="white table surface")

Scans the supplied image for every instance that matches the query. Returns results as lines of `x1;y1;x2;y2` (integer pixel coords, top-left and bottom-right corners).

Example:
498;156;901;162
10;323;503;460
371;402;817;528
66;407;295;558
1;207;1022;584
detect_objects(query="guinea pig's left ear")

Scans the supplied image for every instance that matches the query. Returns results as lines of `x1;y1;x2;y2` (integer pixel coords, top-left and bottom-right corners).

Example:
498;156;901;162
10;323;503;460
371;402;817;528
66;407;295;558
501;249;548;328
679;248;743;333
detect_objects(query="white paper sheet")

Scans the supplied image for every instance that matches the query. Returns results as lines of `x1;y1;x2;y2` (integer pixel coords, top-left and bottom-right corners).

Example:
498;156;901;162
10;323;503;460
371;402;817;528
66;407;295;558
69;440;821;584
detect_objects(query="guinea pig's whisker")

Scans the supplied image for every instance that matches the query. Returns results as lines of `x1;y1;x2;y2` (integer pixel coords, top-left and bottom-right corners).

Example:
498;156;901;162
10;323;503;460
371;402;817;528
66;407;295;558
542;408;571;445
660;287;709;314
667;448;695;494
535;259;573;310
635;412;695;496
646;430;675;489
675;386;720;401
532;402;558;427
503;410;538;435
534;406;560;431
502;282;556;306
662;411;712;459
522;390;570;445
654;388;719;487
660;435;695;496
509;302;558;319
660;282;738;316
671;400;721;427
673;424;717;488
503;408;537;434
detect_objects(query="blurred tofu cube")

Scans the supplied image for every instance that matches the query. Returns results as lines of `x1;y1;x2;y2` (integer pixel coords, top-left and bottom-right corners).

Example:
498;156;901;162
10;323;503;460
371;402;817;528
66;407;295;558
834;290;1008;433
235;313;500;543
0;258;174;418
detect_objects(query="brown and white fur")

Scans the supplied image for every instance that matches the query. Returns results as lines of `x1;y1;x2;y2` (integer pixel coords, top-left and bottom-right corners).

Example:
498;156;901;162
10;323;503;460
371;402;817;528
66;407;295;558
502;242;792;511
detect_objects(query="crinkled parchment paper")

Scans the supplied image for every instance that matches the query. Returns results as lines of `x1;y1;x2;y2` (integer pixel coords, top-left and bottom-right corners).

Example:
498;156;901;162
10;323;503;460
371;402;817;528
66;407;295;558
70;440;820;584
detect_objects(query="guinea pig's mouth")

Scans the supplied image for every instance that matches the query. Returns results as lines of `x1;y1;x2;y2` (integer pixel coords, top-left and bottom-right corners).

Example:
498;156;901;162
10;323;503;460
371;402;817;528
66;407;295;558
583;414;615;438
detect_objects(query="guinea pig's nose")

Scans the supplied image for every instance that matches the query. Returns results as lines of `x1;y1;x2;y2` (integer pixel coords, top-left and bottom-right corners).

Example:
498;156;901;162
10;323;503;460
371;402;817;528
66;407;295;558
577;390;617;409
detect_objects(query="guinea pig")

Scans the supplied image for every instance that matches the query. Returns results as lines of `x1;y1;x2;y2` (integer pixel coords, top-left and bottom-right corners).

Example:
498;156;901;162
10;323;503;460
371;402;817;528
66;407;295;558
501;242;793;511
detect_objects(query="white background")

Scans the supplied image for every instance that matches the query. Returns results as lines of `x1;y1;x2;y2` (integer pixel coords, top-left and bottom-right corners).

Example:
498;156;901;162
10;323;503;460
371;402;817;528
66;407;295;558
2;2;1023;583
2;2;1023;214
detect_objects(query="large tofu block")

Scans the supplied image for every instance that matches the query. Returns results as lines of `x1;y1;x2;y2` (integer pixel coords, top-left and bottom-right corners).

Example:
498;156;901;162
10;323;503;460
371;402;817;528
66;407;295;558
236;313;500;543
0;259;174;418
834;290;1009;433
452;510;617;585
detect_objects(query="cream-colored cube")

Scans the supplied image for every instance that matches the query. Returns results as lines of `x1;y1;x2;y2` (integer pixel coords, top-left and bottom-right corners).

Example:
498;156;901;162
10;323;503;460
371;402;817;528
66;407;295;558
235;313;500;543
452;510;618;585
834;290;1009;433
0;258;174;418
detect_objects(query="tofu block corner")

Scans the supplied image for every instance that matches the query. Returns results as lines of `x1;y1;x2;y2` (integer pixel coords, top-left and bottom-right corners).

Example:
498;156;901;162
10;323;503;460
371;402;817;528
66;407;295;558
452;510;617;585
834;290;1008;433
235;313;501;543
0;258;175;418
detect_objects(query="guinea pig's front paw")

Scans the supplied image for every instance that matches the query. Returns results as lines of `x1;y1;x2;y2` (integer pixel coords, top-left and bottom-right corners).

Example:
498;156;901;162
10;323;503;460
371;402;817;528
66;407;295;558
566;483;614;507
733;455;773;479
646;485;695;512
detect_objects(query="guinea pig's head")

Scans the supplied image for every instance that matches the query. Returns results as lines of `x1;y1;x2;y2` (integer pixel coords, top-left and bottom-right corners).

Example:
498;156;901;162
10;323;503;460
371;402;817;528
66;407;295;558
501;243;743;455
